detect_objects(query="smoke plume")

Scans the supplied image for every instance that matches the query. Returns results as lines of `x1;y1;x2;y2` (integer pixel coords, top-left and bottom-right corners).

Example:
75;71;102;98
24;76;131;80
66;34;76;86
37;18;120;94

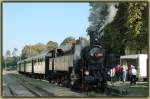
88;3;118;33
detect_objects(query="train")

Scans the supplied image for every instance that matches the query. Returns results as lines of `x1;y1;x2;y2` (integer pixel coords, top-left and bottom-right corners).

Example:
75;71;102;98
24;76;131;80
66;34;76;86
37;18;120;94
17;38;119;92
17;28;120;92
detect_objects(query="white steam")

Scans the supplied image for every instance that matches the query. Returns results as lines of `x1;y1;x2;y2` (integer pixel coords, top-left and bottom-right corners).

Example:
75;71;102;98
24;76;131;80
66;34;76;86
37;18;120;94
106;4;118;24
98;3;118;32
88;3;118;32
73;37;90;61
73;44;82;61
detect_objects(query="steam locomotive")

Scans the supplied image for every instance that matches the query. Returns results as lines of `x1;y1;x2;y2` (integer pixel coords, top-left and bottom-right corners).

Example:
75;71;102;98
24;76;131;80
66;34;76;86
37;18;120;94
17;30;118;92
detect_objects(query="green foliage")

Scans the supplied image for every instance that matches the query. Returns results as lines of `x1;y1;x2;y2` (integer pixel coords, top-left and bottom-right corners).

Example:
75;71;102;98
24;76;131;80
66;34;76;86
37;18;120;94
89;2;148;55
60;36;76;46
2;56;20;69
100;2;128;55
3;49;20;69
12;48;18;57
126;2;148;53
21;36;75;59
21;43;47;58
47;41;58;50
21;41;58;59
21;45;33;59
6;50;11;57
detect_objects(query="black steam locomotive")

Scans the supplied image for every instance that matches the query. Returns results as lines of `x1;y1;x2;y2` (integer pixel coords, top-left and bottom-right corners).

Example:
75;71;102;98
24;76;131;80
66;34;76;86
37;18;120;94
71;45;108;91
17;30;118;92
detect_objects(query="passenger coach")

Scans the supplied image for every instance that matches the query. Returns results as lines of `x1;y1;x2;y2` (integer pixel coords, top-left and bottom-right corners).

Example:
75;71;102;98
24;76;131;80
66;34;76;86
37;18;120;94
17;45;74;83
17;50;53;78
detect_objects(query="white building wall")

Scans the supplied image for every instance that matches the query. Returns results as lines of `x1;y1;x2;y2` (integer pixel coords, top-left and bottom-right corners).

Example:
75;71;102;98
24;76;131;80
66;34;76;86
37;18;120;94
139;55;147;78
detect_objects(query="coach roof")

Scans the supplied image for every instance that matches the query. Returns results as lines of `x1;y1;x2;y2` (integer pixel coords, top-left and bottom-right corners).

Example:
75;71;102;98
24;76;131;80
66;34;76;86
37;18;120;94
17;49;54;63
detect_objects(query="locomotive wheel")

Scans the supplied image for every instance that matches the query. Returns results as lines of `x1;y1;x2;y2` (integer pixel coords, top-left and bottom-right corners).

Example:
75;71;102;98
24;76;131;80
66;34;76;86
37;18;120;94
71;79;91;92
98;81;107;92
71;79;83;92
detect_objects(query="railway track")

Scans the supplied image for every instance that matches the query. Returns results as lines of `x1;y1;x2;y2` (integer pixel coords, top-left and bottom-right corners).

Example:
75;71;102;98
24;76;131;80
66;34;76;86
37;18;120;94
6;74;54;97
11;74;126;96
3;71;148;97
4;73;129;97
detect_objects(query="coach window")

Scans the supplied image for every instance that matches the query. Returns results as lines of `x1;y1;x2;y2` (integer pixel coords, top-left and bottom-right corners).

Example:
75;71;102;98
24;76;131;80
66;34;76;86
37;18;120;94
42;58;44;63
36;59;38;65
41;58;44;64
34;60;36;64
39;58;41;65
58;57;61;62
30;61;31;65
41;58;42;64
40;58;41;65
38;58;40;65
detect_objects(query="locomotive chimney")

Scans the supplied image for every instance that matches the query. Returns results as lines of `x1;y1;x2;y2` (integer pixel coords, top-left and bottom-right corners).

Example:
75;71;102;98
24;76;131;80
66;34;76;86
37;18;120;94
87;26;98;46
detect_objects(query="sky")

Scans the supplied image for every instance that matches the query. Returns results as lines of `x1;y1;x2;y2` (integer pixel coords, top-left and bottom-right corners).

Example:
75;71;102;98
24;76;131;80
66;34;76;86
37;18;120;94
3;3;90;56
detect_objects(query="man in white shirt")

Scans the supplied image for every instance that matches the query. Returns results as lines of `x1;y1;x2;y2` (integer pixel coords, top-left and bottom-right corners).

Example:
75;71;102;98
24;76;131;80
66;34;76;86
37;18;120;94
110;67;115;84
130;66;137;85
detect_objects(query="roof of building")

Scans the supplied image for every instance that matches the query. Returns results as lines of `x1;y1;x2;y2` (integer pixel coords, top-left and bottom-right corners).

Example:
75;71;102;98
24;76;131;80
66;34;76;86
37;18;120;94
120;54;147;59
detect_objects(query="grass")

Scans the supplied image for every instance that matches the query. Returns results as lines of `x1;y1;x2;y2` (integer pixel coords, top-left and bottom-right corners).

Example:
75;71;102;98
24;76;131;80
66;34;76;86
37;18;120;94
128;83;148;96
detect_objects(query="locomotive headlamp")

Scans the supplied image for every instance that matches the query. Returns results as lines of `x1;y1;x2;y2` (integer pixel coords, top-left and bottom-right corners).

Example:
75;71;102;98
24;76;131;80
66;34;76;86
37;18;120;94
95;38;98;41
85;71;89;76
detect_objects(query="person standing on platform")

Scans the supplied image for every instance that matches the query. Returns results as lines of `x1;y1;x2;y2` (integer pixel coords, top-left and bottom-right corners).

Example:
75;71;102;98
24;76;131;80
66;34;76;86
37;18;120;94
122;65;128;83
115;64;121;81
110;67;115;84
130;66;137;85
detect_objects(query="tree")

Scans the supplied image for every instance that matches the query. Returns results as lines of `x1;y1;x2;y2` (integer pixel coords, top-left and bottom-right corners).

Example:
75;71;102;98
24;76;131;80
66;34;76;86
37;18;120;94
3;50;18;69
88;2;148;55
12;48;19;67
46;41;58;50
102;2;129;55
34;43;47;53
12;48;18;57
21;45;32;59
5;50;11;57
88;2;125;55
88;3;118;42
126;2;148;53
21;43;47;58
60;36;76;46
